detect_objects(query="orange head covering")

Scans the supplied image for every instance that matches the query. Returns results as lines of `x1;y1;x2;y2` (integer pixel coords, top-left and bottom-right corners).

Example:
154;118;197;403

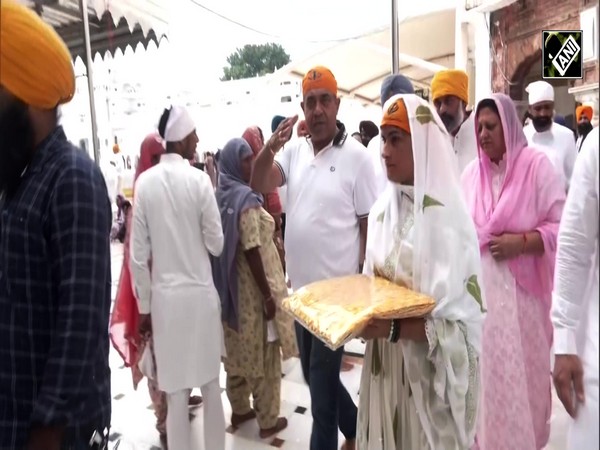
0;0;75;109
431;69;469;105
112;144;121;154
302;66;338;97
381;97;411;135
242;126;264;156
576;105;593;122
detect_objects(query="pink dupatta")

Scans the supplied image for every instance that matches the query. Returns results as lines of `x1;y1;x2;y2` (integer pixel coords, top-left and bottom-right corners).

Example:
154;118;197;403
109;134;164;383
461;93;565;308
242;126;282;215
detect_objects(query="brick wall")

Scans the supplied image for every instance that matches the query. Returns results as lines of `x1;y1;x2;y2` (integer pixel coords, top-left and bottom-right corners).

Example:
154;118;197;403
490;0;599;99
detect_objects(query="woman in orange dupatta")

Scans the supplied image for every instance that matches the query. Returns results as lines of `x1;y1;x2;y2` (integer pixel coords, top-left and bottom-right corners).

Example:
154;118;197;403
109;134;201;443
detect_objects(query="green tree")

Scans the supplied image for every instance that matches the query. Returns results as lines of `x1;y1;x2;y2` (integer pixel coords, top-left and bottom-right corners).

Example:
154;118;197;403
221;43;290;81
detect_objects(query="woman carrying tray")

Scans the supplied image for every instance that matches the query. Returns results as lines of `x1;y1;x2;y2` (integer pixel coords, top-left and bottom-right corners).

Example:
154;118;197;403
357;94;486;450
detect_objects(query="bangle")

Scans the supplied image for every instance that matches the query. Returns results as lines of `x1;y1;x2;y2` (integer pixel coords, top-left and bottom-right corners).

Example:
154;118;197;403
391;319;401;343
521;233;527;254
387;320;396;342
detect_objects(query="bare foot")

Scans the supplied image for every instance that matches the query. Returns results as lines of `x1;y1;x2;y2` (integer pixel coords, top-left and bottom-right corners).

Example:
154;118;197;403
188;395;203;407
341;438;356;450
259;417;288;439
231;409;256;428
341;358;354;372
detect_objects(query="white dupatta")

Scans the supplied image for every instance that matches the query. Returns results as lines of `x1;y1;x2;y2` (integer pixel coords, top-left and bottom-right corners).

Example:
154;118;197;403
364;94;486;448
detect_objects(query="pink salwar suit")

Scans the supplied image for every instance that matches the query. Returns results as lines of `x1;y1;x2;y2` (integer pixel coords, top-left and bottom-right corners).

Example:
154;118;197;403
461;94;566;450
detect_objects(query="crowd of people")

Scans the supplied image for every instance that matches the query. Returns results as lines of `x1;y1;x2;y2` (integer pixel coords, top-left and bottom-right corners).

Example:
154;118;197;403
1;2;598;450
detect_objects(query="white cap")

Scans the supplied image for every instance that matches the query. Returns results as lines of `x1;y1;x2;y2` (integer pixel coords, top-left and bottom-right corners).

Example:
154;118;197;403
164;105;196;143
526;81;554;105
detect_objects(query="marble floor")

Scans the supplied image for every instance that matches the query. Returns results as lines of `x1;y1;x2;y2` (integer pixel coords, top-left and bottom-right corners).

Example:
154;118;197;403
108;243;571;450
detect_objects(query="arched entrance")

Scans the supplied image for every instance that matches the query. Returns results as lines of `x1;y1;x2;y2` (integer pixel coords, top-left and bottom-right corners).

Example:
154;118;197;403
509;50;577;129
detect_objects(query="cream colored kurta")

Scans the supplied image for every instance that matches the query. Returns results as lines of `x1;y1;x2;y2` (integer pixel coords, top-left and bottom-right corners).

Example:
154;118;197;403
130;153;224;394
523;122;577;190
452;113;478;175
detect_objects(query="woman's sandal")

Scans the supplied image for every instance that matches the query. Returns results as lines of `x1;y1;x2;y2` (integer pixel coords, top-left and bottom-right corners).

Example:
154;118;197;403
259;417;288;439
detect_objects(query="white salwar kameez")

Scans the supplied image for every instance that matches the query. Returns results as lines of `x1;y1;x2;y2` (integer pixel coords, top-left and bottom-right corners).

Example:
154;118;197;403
357;95;486;450
552;127;599;450
130;153;226;450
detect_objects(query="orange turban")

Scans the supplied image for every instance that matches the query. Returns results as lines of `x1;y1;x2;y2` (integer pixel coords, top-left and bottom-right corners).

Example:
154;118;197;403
302;66;338;97
431;69;469;105
576;105;593;122
381;98;411;135
1;0;75;109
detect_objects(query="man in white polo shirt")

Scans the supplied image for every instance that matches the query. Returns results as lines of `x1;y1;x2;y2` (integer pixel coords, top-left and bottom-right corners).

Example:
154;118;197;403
524;80;577;190
251;66;377;450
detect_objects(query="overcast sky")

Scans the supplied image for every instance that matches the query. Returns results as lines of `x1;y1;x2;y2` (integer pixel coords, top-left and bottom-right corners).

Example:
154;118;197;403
163;0;455;85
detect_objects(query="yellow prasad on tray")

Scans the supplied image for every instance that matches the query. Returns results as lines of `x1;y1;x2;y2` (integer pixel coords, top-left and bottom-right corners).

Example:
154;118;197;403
282;274;436;350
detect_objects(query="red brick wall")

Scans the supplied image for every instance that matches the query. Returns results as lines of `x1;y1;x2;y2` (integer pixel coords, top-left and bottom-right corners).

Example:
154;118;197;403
490;0;599;99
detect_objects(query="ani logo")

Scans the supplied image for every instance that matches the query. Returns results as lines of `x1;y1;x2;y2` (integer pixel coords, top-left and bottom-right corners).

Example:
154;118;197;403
542;30;583;79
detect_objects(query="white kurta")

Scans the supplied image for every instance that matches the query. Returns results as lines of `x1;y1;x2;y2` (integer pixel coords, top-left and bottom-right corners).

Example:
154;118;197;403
452;113;478;175
551;127;599;450
523;122;577;190
130;153;224;394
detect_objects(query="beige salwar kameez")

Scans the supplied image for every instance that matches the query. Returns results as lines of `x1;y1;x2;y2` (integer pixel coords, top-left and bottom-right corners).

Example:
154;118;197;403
223;206;297;428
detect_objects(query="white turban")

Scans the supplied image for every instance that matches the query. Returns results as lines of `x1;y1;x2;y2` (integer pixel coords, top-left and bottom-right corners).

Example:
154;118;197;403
526;81;554;105
164;106;195;143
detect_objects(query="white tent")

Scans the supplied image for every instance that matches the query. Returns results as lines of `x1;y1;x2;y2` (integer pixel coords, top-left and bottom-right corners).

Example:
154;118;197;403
21;0;170;163
271;5;457;105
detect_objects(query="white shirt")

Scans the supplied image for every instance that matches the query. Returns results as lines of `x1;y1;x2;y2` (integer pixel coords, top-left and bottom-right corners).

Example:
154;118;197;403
130;153;224;392
101;162;119;205
524;122;577;189
551;127;599;450
275;133;378;289
552;127;599;358
367;137;387;196
452;113;478;175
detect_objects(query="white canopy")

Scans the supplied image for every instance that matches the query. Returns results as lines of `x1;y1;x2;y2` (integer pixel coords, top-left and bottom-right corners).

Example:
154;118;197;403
21;0;169;39
271;7;456;105
88;0;169;38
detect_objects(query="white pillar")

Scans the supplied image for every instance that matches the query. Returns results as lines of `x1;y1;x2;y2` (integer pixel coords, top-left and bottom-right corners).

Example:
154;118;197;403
454;3;469;72
473;12;492;103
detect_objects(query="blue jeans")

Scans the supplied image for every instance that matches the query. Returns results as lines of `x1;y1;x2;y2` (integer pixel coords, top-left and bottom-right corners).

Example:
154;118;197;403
295;322;357;450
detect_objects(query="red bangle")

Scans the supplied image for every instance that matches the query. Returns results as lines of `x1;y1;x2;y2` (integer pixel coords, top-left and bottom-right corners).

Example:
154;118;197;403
521;233;527;254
